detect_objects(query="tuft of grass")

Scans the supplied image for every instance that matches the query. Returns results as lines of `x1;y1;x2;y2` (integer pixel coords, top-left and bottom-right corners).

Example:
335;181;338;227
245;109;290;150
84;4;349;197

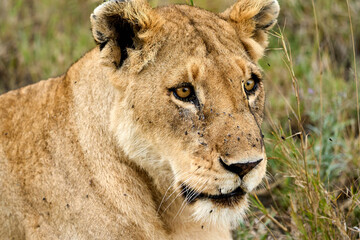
186;0;194;6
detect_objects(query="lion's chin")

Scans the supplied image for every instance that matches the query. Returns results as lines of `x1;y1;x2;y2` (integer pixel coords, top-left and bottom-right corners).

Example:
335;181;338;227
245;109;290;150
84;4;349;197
189;196;248;228
181;184;246;206
179;183;248;227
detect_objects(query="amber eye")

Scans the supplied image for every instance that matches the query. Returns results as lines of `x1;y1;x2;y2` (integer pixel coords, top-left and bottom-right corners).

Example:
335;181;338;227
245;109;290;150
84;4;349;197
171;84;196;102
175;87;192;99
244;79;256;92
244;73;261;94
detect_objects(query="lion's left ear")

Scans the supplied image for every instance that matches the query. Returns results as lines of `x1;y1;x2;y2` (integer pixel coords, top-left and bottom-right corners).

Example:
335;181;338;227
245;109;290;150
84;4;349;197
90;0;162;69
220;0;280;61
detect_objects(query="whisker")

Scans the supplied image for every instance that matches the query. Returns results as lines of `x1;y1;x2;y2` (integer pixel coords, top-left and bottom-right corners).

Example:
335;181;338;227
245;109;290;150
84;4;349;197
159;167;202;216
161;166;202;205
163;172;191;203
177;180;209;221
172;178;209;222
157;170;188;213
163;173;193;204
159;174;197;215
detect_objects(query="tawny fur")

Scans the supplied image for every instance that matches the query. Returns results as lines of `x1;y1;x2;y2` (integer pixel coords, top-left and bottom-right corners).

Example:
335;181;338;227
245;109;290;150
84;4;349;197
0;0;279;239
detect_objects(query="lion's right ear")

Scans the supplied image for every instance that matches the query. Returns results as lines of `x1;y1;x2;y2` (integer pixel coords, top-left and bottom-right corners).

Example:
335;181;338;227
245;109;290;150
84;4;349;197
220;0;279;61
90;0;161;68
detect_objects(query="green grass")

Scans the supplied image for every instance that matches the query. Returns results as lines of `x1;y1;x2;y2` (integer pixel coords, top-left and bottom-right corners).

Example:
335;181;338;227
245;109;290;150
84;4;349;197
240;0;360;238
0;0;359;239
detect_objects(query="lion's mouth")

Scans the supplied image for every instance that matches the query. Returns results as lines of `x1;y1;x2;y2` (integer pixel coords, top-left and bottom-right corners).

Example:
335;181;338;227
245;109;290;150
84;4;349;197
181;184;246;206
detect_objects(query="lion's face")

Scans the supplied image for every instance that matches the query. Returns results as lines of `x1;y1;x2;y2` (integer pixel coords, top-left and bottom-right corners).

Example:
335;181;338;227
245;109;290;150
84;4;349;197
127;57;266;225
91;0;279;226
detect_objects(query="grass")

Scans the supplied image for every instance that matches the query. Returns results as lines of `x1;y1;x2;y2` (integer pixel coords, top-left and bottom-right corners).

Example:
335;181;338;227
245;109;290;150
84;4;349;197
0;0;359;239
239;0;360;238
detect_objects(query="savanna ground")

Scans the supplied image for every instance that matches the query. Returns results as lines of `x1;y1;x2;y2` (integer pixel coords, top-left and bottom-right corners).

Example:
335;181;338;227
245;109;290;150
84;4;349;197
0;0;359;239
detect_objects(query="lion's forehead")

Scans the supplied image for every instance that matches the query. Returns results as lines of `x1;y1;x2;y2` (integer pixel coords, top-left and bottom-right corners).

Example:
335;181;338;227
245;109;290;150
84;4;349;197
156;5;249;59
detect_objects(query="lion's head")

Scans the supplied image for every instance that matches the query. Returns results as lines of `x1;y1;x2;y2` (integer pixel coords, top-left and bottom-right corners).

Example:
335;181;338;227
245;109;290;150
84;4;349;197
91;0;279;227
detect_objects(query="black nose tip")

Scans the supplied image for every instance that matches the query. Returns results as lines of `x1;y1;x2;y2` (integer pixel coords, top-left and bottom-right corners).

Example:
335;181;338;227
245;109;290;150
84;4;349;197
219;157;263;179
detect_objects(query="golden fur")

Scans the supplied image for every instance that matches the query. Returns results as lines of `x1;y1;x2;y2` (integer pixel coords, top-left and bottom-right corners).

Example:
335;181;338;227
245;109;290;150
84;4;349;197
0;0;279;239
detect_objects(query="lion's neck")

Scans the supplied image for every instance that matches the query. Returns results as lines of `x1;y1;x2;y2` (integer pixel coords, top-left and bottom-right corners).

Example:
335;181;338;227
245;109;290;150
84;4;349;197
65;47;172;217
67;48;115;132
68;47;173;199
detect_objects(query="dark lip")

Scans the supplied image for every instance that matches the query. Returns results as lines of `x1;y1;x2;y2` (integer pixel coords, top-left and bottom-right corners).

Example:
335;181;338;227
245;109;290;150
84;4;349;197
181;184;246;204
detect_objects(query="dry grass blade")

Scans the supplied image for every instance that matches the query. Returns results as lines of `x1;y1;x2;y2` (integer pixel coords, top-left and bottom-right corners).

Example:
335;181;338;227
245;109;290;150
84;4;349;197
346;0;360;149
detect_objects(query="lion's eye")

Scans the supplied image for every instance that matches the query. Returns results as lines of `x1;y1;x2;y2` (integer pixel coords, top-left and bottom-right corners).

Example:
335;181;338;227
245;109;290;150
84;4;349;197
171;84;196;102
244;73;261;95
244;79;256;92
176;87;192;99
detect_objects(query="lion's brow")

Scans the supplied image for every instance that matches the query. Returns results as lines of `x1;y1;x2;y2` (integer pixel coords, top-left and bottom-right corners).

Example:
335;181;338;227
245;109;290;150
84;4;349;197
171;7;252;61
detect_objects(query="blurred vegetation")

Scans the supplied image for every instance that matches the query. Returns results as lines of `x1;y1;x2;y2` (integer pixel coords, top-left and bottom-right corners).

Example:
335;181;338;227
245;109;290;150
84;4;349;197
0;0;359;239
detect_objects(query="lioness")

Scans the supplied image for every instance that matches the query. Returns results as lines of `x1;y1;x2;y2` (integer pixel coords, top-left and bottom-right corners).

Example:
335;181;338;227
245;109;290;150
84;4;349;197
0;0;279;239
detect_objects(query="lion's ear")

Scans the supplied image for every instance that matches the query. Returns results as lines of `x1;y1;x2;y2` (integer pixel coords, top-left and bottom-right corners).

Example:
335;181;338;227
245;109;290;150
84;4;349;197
90;0;160;68
220;0;279;61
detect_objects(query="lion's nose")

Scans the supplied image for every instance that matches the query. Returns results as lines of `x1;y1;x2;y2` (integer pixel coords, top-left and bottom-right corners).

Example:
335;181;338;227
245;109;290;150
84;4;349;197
219;157;263;179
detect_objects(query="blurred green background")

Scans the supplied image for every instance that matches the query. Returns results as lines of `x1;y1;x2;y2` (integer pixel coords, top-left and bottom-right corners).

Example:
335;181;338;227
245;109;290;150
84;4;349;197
1;0;359;238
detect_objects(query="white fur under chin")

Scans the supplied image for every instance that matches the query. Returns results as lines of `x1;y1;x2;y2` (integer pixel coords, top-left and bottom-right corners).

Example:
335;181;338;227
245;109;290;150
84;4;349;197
190;197;248;229
110;103;175;193
111;103;164;165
